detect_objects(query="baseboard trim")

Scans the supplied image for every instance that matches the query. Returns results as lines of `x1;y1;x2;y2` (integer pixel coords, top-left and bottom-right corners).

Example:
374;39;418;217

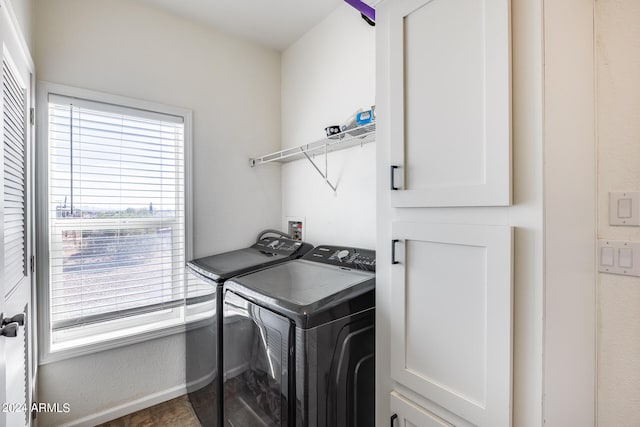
61;383;188;427
186;369;216;393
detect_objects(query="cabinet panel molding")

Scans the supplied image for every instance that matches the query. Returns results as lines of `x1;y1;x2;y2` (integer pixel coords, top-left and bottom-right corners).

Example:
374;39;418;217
391;392;454;427
388;0;512;207
390;222;513;426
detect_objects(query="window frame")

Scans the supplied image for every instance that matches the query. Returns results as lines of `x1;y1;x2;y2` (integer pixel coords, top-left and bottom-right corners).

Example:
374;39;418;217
36;81;194;364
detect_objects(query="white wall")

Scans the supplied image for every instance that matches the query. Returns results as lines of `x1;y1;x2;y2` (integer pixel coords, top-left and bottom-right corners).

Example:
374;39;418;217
34;0;283;259
8;0;33;51
38;335;187;426
597;1;640;424
281;4;376;249
33;0;282;424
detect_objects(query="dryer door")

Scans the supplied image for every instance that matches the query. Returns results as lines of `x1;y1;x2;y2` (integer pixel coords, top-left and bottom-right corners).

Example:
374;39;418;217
223;290;293;427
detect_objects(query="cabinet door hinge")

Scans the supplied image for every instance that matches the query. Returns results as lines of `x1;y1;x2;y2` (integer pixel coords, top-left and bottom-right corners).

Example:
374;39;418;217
30;255;35;274
30;107;35;126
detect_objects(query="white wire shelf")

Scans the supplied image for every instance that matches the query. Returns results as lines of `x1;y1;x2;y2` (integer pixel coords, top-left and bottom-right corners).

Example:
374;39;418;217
249;122;376;167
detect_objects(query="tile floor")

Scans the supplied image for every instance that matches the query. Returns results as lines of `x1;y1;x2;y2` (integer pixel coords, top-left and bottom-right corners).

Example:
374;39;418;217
95;395;200;427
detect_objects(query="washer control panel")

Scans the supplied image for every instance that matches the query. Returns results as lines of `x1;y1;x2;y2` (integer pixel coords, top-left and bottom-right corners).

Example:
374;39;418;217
303;245;376;272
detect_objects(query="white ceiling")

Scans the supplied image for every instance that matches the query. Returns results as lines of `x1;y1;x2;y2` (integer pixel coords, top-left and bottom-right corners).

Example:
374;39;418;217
135;0;344;51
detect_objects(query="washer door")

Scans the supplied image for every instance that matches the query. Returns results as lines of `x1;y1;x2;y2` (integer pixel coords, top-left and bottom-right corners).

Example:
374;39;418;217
223;290;293;427
185;271;220;427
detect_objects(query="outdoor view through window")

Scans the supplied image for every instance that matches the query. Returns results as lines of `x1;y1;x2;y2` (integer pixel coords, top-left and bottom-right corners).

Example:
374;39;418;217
48;95;186;333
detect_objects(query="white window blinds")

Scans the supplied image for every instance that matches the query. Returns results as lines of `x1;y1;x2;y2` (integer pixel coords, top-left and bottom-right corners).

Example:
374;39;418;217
3;58;27;291
47;94;188;330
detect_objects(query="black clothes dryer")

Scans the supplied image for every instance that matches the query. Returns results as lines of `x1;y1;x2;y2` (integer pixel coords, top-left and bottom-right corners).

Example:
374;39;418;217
186;231;312;427
222;245;375;427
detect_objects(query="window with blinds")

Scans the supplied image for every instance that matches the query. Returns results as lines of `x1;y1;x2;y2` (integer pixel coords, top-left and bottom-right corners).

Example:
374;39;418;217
3;58;27;292
47;94;189;332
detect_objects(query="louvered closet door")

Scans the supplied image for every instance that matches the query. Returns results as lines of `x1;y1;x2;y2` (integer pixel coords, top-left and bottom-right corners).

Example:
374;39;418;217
1;3;34;425
3;55;26;292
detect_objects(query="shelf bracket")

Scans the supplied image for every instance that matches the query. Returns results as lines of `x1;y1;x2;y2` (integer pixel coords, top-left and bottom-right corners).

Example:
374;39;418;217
301;145;337;193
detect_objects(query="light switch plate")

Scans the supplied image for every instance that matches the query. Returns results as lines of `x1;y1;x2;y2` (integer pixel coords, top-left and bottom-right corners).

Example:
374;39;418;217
609;191;640;226
601;246;614;266
598;240;640;276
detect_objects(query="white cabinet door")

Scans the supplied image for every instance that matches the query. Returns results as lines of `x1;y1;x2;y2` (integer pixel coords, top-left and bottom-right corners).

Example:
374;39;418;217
387;0;511;207
390;222;512;426
390;392;454;427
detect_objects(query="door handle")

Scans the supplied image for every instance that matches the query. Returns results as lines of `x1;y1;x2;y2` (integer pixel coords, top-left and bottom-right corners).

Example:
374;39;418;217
0;312;25;338
2;313;24;327
390;413;398;426
392;239;400;264
390;165;399;190
0;323;19;338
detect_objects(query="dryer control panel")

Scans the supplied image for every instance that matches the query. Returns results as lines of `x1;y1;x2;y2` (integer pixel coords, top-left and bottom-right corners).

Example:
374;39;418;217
252;236;308;256
303;245;376;272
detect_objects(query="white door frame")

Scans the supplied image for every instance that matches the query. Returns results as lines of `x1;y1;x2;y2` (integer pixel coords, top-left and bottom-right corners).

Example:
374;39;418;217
543;0;597;425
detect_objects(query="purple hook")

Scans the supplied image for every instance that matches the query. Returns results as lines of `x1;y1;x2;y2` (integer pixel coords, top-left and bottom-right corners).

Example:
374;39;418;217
344;0;375;22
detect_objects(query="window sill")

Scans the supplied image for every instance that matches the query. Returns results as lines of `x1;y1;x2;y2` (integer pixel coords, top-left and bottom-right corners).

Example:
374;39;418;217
39;308;214;365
